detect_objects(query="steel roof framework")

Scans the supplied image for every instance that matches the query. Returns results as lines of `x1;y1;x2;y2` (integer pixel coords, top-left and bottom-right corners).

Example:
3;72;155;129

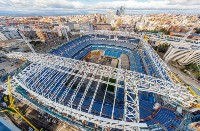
2;51;198;130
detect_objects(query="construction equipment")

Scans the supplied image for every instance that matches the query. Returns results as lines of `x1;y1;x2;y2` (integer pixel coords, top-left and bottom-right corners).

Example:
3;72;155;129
1;76;40;131
0;105;16;114
21;58;27;62
17;29;36;53
143;34;149;42
190;103;200;108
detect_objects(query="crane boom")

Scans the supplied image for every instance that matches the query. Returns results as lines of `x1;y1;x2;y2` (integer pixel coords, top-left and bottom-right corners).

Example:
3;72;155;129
7;76;39;131
18;30;36;53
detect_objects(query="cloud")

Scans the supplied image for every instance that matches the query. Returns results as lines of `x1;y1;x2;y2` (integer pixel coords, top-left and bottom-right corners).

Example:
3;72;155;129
34;0;85;9
169;0;200;5
0;0;200;12
0;0;9;6
9;0;34;7
91;0;200;10
94;0;169;9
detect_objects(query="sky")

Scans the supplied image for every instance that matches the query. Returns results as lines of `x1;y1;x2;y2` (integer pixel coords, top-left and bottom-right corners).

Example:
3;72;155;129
0;0;200;15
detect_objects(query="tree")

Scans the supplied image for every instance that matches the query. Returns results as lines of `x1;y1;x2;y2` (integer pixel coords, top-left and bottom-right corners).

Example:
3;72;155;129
111;27;116;31
185;63;199;71
155;43;170;53
185;62;200;80
61;34;65;40
195;28;200;34
144;28;170;35
134;28;138;32
159;28;170;35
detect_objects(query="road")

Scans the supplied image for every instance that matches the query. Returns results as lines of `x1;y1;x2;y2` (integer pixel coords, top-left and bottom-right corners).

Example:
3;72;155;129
168;64;200;95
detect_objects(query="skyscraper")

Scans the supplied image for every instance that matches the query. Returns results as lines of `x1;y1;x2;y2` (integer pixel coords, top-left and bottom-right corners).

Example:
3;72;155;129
106;10;114;24
120;6;125;15
116;6;125;16
116;10;120;16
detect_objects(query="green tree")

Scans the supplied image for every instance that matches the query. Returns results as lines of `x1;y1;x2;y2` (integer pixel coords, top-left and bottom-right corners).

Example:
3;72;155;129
159;28;170;35
185;63;200;80
111;27;115;31
185;63;199;71
194;28;200;34
155;43;170;53
61;34;65;40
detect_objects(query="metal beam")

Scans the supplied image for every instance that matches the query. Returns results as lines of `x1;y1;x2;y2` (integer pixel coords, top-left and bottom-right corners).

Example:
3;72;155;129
5;52;198;107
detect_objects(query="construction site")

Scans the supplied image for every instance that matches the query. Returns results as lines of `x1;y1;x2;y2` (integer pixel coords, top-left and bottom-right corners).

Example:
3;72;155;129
0;31;199;131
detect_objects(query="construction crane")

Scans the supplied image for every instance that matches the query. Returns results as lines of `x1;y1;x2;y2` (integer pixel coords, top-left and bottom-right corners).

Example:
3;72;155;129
1;76;40;131
0;105;16;114
143;34;149;42
17;29;36;53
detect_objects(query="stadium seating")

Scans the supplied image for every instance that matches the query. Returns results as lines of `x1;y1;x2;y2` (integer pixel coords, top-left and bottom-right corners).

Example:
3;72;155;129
153;108;182;130
43;35;183;129
0;34;184;130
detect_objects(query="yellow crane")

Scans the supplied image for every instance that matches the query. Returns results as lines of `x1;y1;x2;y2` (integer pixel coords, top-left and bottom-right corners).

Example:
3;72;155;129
144;34;149;42
3;76;40;131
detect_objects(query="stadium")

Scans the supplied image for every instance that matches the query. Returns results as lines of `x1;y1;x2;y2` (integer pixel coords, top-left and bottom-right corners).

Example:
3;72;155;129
1;31;199;131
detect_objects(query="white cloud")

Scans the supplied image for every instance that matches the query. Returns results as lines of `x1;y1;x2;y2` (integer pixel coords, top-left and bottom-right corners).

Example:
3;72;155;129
10;0;34;7
91;0;200;10
0;0;200;12
34;0;85;9
169;0;200;5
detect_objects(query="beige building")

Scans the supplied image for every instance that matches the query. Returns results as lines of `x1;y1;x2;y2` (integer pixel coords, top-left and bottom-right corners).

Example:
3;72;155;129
120;54;130;70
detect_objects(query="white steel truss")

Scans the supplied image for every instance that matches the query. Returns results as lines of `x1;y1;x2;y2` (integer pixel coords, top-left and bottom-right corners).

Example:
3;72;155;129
18;30;36;53
6;52;198;106
3;52;199;130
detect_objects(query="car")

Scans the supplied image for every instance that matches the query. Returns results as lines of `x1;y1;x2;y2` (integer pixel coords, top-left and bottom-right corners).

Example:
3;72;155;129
0;60;4;63
0;69;6;74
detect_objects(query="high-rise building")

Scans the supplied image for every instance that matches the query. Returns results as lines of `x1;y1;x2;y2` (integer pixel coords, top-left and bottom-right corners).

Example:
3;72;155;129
106;10;114;24
116;6;125;16
93;16;97;23
120;6;125;15
116;10;120;16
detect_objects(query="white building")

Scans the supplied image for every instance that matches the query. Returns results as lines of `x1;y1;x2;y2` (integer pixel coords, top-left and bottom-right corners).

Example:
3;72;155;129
106;10;115;24
74;24;80;30
0;32;8;41
1;30;21;40
54;26;69;37
164;44;200;65
80;22;92;32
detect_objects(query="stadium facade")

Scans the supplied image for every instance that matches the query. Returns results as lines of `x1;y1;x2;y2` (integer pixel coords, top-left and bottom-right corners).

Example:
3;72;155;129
164;44;200;65
1;31;199;131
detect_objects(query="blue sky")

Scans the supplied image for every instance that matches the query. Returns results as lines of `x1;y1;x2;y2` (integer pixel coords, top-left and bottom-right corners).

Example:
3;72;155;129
0;0;200;13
